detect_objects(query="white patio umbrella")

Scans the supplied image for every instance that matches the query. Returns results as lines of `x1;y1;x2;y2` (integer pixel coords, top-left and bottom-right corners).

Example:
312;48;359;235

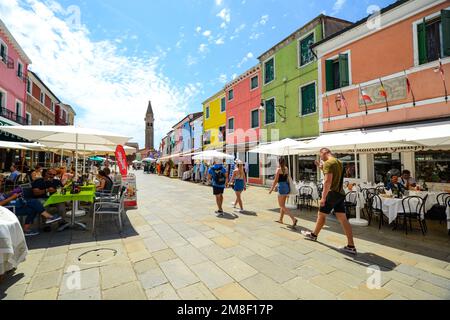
0;141;31;150
0;126;131;177
192;150;235;161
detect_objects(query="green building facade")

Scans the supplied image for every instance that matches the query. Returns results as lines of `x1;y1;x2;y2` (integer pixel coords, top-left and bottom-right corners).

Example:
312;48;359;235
258;15;351;181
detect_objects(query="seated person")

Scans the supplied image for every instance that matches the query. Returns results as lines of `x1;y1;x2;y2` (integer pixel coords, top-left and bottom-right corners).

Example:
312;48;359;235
7;164;21;183
31;165;43;181
0;178;62;236
385;175;406;195
32;169;65;215
96;170;113;194
399;170;417;190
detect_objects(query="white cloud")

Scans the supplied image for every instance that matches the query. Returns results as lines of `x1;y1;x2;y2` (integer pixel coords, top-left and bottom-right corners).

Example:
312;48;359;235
234;24;246;34
259;15;269;26
202;30;212;37
332;0;346;14
0;0;200;147
217;8;231;27
237;52;254;68
186;55;198;66
218;74;227;84
198;43;208;53
215;37;225;45
196;26;202;33
215;0;223;6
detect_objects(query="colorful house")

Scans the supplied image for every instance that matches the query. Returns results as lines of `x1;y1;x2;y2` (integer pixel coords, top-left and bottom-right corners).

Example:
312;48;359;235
202;90;226;151
258;14;351;181
0;18;32;128
313;0;450;185
225;65;263;184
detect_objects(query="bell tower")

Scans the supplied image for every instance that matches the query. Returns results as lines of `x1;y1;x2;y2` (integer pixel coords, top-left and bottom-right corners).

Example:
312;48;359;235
145;101;154;150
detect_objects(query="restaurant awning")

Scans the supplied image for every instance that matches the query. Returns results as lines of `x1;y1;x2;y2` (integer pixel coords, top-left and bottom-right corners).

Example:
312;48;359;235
249;138;314;156
294;121;450;154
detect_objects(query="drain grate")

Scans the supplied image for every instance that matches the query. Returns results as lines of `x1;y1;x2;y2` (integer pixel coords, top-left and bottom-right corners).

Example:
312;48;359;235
77;248;118;265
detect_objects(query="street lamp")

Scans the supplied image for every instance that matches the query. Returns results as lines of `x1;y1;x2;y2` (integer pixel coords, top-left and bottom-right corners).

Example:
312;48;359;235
259;100;287;122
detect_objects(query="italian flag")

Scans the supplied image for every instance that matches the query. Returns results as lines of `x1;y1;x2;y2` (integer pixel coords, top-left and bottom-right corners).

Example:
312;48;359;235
361;90;373;103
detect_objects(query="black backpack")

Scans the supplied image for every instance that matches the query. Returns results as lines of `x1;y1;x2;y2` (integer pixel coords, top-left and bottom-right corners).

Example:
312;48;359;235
214;168;226;185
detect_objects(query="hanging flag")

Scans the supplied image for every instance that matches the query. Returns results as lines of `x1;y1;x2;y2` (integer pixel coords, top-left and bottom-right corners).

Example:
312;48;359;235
325;93;331;121
115;145;128;178
339;90;349;118
359;85;370;115
379;79;389;111
404;71;416;107
434;58;448;103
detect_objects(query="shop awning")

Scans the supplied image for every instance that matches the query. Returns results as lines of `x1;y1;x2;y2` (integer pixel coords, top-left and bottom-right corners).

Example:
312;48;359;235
249;138;314;156
294;121;450;153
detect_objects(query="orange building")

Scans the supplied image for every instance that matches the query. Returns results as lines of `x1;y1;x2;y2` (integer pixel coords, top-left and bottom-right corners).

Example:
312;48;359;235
313;0;450;185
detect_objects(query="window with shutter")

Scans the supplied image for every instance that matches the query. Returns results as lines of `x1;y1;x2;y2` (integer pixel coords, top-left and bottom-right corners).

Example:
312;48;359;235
0;42;6;62
300;33;315;66
265;98;275;125
418;21;427;65
251;76;259;90
206;106;210;119
443;10;450;57
325;60;334;91
228;118;234;133
264;58;274;84
339;54;349;88
301;83;316;116
251;109;259;128
248;152;260;178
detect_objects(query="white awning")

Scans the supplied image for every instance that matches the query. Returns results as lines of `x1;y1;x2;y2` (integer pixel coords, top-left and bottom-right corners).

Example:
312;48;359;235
249;138;314;156
294;121;450;153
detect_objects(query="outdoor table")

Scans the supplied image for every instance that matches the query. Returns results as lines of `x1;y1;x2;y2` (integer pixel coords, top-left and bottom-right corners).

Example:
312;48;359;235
0;207;28;277
44;190;96;231
374;196;425;224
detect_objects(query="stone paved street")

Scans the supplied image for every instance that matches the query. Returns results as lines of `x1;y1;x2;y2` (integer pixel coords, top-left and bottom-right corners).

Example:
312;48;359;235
1;171;450;300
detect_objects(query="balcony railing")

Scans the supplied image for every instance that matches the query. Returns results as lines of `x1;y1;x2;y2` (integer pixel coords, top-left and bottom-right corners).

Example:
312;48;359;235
0;107;28;125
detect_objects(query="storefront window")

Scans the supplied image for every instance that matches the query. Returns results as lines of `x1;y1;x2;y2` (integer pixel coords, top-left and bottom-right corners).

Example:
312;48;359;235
297;156;317;181
415;151;450;183
335;154;360;179
374;153;402;184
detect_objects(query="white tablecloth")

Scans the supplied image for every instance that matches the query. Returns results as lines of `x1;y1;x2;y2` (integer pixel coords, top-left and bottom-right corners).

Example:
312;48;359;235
374;197;425;224
0;207;28;275
296;182;319;200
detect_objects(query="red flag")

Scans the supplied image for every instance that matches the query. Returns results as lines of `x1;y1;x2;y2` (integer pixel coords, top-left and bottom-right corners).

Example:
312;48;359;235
404;71;416;106
115;145;128;178
325;94;330;121
379;83;387;98
361;90;373;103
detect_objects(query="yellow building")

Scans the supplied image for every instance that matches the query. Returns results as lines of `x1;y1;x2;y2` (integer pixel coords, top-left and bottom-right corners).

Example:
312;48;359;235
202;90;226;151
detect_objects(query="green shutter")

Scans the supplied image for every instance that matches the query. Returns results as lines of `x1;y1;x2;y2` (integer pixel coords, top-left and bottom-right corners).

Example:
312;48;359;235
301;83;316;115
418;20;427;64
265;99;275;124
442;10;450;57
339;54;349;88
325;60;334;91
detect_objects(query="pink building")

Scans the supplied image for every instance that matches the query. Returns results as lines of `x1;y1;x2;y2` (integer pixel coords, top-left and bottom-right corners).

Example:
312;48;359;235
0;19;32;127
225;65;262;184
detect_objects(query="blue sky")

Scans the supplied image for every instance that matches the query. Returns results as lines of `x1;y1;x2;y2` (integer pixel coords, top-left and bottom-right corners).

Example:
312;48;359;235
0;0;395;147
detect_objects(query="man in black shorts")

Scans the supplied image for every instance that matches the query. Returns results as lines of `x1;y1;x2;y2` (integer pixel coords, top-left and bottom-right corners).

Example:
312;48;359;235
301;148;357;255
208;161;228;216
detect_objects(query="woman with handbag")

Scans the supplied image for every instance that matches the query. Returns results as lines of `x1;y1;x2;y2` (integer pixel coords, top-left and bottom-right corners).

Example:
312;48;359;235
269;158;298;229
228;160;247;213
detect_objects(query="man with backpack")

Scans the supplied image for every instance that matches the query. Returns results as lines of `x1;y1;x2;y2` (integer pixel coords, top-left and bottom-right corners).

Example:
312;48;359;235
208;160;228;216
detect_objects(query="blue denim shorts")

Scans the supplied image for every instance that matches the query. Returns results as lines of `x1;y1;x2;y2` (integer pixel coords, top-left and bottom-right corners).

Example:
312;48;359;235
233;179;245;192
278;182;290;195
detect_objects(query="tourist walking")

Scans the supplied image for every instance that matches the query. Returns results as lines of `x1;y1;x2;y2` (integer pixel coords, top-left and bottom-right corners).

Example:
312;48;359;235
301;148;357;255
208;160;228;216
228;160;246;213
269;158;298;229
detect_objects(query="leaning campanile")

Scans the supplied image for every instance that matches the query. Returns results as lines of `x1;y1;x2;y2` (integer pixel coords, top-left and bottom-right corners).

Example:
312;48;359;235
145;101;154;150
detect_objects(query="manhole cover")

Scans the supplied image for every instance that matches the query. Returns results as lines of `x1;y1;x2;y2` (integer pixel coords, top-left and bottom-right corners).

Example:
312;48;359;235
77;248;118;265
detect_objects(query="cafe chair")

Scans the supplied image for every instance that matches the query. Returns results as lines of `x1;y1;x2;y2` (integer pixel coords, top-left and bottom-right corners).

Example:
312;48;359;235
430;193;450;224
398;195;428;235
344;191;358;219
375;186;386;195
317;183;323;200
92;186;127;235
95;184;121;202
361;188;376;220
297;186;314;210
367;194;387;230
